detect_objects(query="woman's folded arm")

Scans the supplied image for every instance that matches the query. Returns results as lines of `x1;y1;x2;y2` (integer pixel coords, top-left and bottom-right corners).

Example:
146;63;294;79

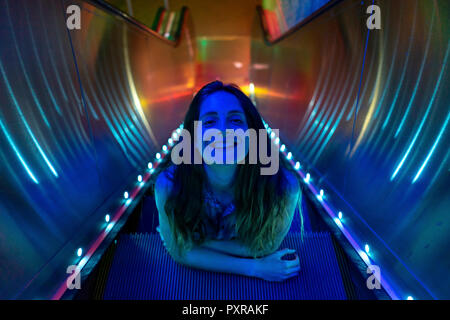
201;239;254;257
170;243;257;277
155;171;257;277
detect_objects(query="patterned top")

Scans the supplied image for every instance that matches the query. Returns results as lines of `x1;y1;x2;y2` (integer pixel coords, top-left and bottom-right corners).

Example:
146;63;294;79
193;186;238;241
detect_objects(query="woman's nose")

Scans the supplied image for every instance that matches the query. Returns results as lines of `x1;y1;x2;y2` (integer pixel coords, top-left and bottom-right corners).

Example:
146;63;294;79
215;120;228;136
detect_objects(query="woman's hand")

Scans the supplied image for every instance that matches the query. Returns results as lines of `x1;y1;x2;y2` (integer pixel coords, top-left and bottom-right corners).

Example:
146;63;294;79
252;248;300;282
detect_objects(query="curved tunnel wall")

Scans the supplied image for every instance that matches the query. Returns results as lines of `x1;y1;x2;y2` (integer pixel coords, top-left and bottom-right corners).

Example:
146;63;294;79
251;0;449;299
0;0;195;299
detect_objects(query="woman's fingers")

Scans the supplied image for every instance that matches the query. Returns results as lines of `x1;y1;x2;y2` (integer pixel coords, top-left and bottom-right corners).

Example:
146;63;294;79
284;256;300;269
275;248;296;259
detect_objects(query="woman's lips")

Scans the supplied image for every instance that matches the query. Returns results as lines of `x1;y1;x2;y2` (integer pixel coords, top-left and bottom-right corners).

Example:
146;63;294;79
210;137;242;149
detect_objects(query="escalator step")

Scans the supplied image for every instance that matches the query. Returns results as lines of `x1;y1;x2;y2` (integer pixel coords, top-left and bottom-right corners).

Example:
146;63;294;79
103;232;346;299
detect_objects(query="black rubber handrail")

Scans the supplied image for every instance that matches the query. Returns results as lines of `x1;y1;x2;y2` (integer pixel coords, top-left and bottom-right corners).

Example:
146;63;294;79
87;0;189;47
257;0;343;45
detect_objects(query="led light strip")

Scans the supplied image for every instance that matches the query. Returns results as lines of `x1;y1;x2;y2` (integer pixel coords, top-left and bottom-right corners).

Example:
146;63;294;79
52;124;183;300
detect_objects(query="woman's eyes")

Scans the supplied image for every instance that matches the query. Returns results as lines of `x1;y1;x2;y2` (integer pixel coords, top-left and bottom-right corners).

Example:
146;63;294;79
202;118;246;126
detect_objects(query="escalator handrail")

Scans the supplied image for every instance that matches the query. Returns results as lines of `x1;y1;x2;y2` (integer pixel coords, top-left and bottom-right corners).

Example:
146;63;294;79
256;1;343;45
87;0;190;47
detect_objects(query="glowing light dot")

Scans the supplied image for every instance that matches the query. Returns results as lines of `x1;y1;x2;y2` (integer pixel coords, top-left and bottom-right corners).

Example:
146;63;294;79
304;173;310;183
106;222;114;232
148;162;153;169
407;296;414;300
280;144;286;152
334;218;343;228
162;145;168;152
105;214;110;223
172;132;178;139
124;191;129;199
338;211;343;220
77;248;82;257
270;132;275;139
294;162;300;170
168;138;173;145
176;128;181;134
317;189;324;201
275;137;280;145
156;153;161;160
287;152;292;160
365;244;370;254
137;175;142;182
360;251;369;262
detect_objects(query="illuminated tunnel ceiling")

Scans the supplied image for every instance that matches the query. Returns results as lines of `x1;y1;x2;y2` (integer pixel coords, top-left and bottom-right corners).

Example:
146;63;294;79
106;0;261;86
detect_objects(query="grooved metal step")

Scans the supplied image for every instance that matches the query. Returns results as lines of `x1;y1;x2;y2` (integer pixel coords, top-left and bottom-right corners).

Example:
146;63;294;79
103;232;347;299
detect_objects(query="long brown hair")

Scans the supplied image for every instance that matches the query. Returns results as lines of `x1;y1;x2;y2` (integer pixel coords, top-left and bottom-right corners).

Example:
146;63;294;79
150;81;302;257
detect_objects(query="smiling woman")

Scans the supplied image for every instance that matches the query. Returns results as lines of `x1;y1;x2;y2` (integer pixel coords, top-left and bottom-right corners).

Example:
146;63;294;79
150;81;303;282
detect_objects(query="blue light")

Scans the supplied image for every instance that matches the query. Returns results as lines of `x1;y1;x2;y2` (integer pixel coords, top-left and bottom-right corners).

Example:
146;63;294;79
391;42;449;181
148;162;153;169
338;211;343;220
270;132;275;139
334;218;343;228
280;144;286;152
381;8;418;130
162;145;168;152
287;152;292;160
106;222;114;232
0;60;58;178
77;248;82;257
156;153;161;160
317;189;324;201
360;251;369;263
0;118;39;184
137;175;142;182
304;173;311;184
168;138;173;146
394;8;435;138
124;191;129;199
412;112;450;183
105;214;110;223
407;296;414;300
365;244;370;254
294;161;300;170
275;137;280;145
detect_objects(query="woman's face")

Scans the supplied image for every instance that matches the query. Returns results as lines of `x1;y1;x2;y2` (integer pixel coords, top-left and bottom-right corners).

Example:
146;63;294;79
196;91;249;164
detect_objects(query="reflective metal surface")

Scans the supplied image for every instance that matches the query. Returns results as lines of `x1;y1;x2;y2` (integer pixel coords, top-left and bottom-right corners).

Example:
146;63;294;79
0;0;449;300
261;0;335;42
0;0;195;299
251;0;449;299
